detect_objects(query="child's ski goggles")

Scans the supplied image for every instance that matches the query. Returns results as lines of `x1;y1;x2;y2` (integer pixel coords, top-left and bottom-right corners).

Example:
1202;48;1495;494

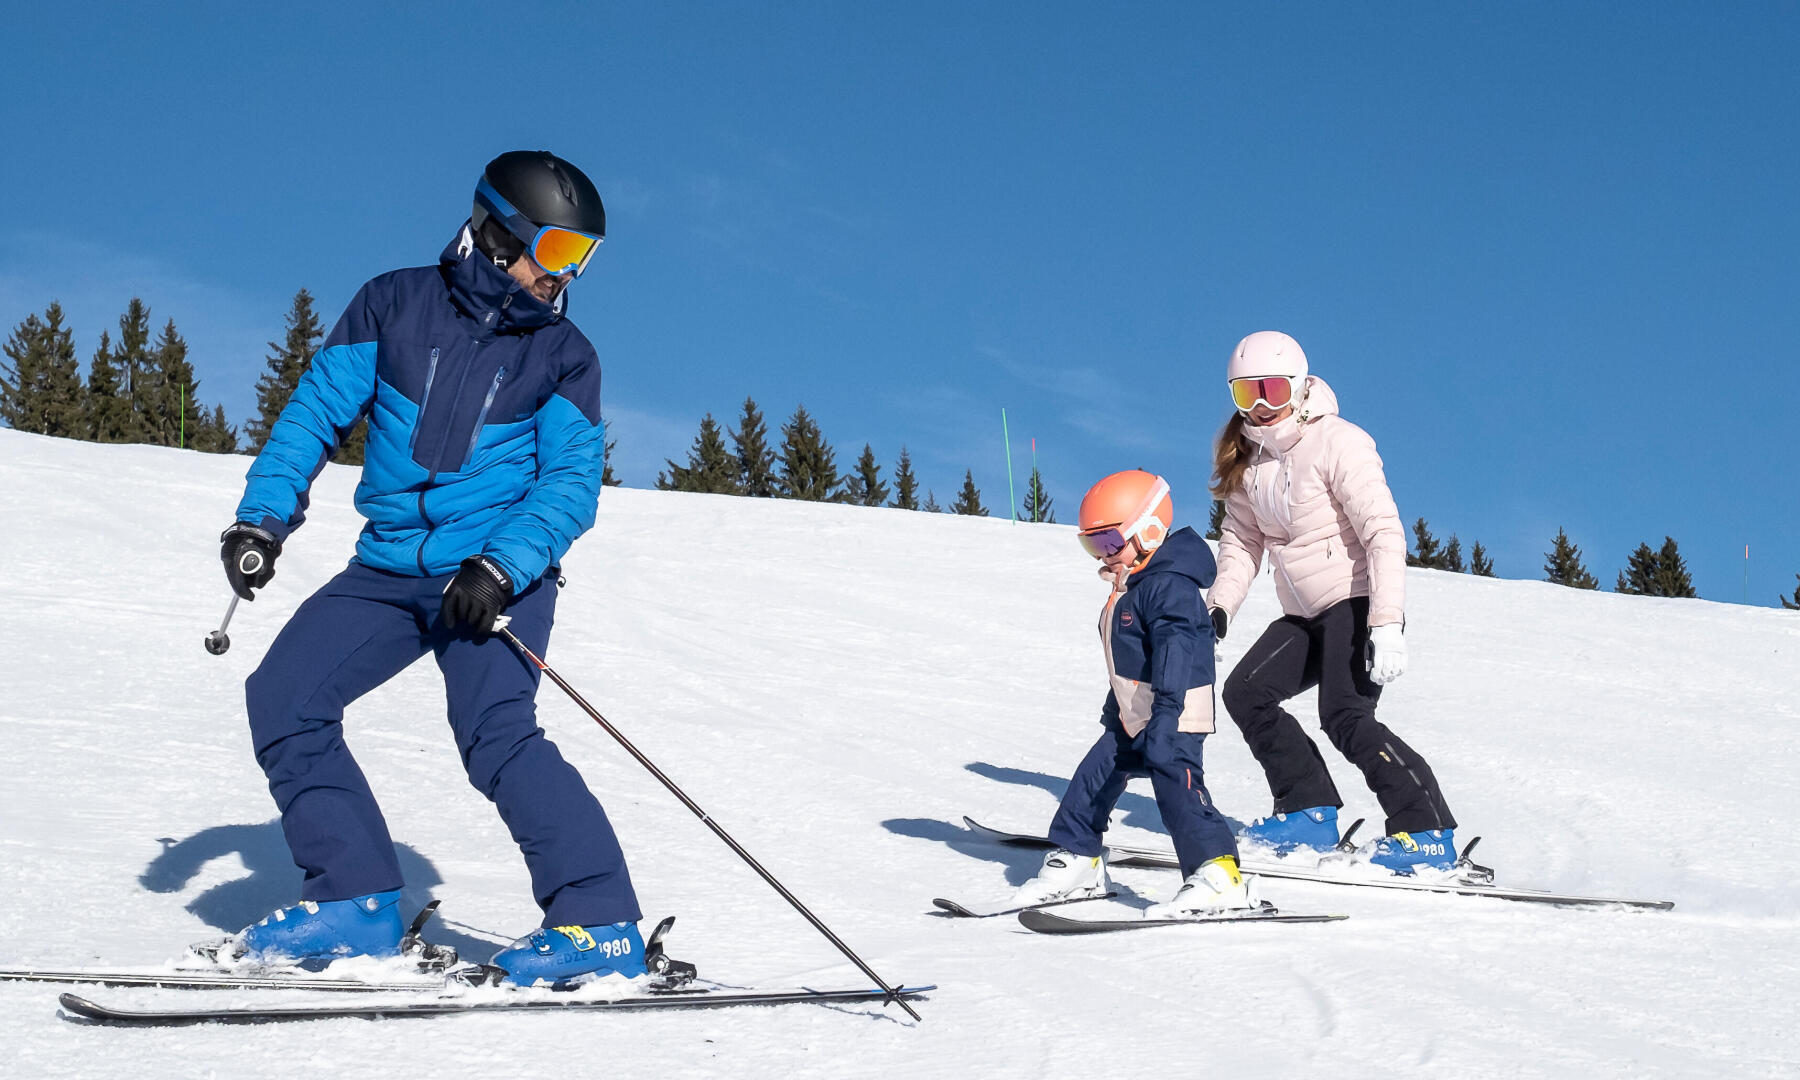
1078;526;1132;559
476;178;603;277
1229;375;1298;412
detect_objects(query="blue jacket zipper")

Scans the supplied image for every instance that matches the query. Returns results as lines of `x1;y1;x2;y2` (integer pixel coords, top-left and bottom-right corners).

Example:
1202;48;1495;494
460;366;506;471
408;348;441;454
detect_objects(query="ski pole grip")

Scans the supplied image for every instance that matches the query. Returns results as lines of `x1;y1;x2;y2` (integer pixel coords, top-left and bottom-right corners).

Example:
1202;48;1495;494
238;549;265;576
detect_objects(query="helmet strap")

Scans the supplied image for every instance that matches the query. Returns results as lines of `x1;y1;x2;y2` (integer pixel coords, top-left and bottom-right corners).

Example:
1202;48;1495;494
473;216;526;269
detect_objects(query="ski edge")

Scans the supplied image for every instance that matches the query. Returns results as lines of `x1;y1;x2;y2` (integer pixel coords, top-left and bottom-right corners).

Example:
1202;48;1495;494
1017;908;1347;935
57;984;938;1024
0;968;443;992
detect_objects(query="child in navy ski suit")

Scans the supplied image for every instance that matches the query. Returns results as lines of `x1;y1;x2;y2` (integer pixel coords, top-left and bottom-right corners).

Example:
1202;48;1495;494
1012;470;1251;917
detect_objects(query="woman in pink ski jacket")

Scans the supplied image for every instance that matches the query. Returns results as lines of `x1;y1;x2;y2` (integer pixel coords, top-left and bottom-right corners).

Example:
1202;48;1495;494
1207;331;1457;874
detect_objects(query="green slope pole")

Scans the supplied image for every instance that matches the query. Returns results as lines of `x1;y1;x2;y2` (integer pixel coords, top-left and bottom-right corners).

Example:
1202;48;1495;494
1002;408;1016;522
179;384;185;449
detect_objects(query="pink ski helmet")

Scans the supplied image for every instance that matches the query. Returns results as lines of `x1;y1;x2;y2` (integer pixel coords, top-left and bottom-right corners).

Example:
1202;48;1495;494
1227;331;1309;414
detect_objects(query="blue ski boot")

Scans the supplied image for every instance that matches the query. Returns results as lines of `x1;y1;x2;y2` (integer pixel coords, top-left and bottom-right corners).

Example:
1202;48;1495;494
1367;829;1457;875
1239;806;1339;854
490;922;647;987
236;889;405;962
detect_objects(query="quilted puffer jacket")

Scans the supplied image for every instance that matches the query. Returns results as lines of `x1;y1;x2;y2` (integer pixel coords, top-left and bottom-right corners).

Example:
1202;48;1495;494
1207;377;1406;628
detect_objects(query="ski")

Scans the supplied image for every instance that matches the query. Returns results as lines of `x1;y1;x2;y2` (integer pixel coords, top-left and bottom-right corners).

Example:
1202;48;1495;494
961;816;1674;910
57;984;938;1025
0;968;443;993
1018;904;1346;934
10;911;700;994
931;892;1117;919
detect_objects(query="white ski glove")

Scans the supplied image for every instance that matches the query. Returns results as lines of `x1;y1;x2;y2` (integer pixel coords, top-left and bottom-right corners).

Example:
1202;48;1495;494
1366;623;1408;685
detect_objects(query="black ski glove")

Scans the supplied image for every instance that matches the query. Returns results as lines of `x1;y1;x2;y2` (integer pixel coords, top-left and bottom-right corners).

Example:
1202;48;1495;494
220;523;281;600
1209;607;1228;642
442;555;513;635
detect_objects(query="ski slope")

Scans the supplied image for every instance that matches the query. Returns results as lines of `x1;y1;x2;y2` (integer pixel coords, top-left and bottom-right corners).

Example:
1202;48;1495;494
1;428;1795;1079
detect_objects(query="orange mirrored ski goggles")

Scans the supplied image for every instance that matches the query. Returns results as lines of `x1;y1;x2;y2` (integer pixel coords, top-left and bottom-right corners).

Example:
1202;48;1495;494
525;225;602;278
1229;375;1298;412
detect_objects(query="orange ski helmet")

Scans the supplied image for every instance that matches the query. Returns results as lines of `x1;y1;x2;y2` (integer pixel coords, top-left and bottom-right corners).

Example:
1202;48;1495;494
1077;470;1173;560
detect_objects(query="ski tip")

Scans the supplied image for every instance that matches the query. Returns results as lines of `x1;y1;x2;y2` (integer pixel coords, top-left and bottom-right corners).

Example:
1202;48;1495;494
58;993;107;1020
931;898;978;918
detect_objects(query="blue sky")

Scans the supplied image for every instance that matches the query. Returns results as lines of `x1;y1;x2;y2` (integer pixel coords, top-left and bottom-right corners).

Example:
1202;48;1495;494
3;3;1795;604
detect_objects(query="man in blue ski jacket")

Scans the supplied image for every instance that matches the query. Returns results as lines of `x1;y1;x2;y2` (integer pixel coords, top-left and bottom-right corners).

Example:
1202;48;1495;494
218;151;642;985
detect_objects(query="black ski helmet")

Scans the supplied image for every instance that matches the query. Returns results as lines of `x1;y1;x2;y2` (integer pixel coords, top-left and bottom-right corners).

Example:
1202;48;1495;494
471;150;606;267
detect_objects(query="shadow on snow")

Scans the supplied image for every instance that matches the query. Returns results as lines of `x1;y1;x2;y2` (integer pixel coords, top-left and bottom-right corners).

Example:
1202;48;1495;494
139;820;500;961
881;760;1247;888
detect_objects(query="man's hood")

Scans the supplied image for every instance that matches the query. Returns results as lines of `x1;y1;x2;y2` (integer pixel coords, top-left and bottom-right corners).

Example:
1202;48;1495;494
438;224;566;332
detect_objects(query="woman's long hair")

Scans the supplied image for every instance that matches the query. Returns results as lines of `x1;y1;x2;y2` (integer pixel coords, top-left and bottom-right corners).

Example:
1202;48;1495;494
1210;411;1253;499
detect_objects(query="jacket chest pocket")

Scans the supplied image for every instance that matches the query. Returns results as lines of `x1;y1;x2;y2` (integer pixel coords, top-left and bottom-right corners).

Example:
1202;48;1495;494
409;344;508;476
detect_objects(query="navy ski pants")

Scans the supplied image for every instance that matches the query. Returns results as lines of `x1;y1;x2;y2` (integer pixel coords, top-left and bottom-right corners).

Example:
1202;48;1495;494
1048;701;1237;878
244;562;641;928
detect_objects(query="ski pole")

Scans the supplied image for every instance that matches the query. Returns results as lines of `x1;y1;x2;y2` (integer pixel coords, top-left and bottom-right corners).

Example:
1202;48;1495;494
204;549;266;656
494;620;922;1022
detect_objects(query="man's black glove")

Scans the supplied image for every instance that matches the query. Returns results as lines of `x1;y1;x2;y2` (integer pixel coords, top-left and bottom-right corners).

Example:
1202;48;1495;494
1209;607;1228;642
442;555;513;635
220;523;281;600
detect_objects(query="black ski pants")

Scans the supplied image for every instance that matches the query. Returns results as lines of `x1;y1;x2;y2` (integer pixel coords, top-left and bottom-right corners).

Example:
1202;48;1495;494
1221;596;1455;836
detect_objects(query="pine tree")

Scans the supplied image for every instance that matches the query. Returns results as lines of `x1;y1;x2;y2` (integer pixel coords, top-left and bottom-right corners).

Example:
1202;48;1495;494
1781;574;1800;610
1650;536;1697;598
777;405;841;501
190;404;240;454
1;303;87;437
657;413;741;494
1442;535;1465;574
730;396;778;497
890;446;920;510
1614;542;1660;595
1544;528;1599;588
145;319;196;447
247;289;324;453
85;331;132;443
1613;537;1698;598
1022;466;1055;523
843;443;888;507
1207;499;1225;541
923;489;942;513
110;299;156;443
1407;518;1443;569
951;470;988;517
600;413;620;487
1469;541;1496;578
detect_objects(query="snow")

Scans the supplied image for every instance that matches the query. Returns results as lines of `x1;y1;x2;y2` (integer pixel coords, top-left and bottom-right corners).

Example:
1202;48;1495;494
1;427;1796;1079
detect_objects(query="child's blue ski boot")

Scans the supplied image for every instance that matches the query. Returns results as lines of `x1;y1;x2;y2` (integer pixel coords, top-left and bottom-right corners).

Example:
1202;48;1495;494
1367;829;1457;875
232;889;405;963
1239;806;1339;854
489;921;648;987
